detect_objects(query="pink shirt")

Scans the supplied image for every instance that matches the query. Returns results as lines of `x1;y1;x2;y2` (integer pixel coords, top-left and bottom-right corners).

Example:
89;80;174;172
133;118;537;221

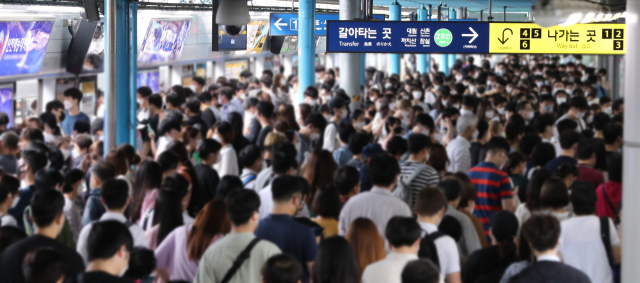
154;224;223;282
138;189;159;225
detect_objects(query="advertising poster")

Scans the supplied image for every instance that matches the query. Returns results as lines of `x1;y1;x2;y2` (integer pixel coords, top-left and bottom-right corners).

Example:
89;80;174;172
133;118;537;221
0;21;54;77
246;21;269;54
225;60;249;79
138;19;192;63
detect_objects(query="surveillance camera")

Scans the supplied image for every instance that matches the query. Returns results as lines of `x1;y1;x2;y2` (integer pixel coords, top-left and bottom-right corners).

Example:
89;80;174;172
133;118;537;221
222;25;245;37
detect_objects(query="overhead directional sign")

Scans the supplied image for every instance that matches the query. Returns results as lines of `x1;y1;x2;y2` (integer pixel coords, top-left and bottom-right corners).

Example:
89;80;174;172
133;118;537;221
270;13;385;36
326;21;490;53
488;23;626;55
326;21;626;55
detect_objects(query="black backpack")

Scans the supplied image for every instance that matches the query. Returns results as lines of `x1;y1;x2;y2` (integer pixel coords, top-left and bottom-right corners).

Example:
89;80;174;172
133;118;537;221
417;231;446;269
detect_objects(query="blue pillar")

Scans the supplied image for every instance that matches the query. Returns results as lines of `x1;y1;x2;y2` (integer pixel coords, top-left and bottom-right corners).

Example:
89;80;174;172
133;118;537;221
449;7;456;19
448;54;456;69
388;2;401;76
441;54;448;75
129;2;137;147
298;0;316;102
416;5;427;75
361;53;365;87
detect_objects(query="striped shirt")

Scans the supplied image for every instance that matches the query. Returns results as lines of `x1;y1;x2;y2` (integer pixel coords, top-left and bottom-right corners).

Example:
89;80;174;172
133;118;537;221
468;162;513;238
400;160;440;208
446;135;472;173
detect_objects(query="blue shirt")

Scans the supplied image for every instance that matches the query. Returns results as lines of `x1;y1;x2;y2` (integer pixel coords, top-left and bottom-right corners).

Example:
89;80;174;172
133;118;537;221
60;110;90;136
333;145;353;167
81;188;105;226
8;185;35;229
254;214;317;283
544;155;577;173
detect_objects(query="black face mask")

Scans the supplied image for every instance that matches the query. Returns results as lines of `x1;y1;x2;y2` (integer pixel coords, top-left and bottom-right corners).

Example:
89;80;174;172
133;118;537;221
452;119;457;127
368;110;376;117
59;111;66;122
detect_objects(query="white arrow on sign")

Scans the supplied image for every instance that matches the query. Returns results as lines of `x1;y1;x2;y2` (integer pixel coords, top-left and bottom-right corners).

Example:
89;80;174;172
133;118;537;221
462;27;478;43
275;18;288;31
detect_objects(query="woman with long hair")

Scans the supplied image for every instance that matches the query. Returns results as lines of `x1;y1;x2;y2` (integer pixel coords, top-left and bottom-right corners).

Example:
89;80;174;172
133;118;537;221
515;168;552;226
312;236;361;283
180;126;200;164
302;149;337;208
155;199;231;282
279;103;299;131
166;141;201;217
116;143;141;181
212;121;239;177
462;211;519;283
345;218;386;276
105;148;133;194
145;187;186;250
427;143;449;178
130;160;163;224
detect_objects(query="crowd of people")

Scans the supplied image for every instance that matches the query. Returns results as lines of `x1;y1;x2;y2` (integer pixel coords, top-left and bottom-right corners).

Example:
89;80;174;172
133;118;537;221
0;53;625;283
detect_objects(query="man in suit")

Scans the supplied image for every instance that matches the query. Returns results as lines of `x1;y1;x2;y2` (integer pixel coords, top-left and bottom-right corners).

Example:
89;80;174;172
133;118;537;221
509;215;590;283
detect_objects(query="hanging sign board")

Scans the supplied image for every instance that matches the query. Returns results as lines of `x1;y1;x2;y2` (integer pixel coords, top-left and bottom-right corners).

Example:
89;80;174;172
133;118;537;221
270;13;385;36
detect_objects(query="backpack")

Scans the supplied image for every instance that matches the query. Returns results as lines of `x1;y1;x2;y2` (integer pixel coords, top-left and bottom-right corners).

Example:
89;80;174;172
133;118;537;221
418;231;446;269
393;162;428;207
243;174;257;186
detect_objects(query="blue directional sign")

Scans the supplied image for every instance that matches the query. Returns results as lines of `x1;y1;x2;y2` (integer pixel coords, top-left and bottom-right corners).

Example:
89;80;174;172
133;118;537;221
270;13;385;36
326;21;490;54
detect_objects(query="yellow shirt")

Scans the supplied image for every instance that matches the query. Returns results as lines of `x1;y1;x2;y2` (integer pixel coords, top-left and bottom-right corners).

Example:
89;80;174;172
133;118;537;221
311;217;339;238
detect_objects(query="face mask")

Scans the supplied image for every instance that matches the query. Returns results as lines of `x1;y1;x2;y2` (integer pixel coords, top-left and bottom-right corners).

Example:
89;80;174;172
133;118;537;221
542;104;553;113
421;128;430;136
341;109;348;118
212;135;221;143
248;89;261;97
79;182;87;195
412;91;422;100
10;194;19;208
536;82;544;88
324;114;331;122
389;102;396;109
452;104;461;110
469;203;475;214
485;111;494;119
553;88;564;95
375;102;384;110
586;115;594;124
506;87;513;93
384;83;393;89
120;262;129;277
137;98;144;106
310;132;320;141
357;121;365;129
456;75;463;82
469;86;475;94
281;79;287;85
441;99;449;107
460;109;472;116
526;111;535;120
575;111;586;119
472;129;479;140
308;99;317;106
63;100;73;110
556;97;567;104
463;81;469;86
603;106;612;115
61;149;70;161
368;110;377;117
496;107;505;115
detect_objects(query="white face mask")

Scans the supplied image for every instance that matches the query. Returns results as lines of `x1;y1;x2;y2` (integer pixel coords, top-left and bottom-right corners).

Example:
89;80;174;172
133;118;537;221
526;111;535;120
603;106;612;115
308;99;317;106
452;104;461;110
553;88;564;95
341;109;348;118
485;111;494;119
506;87;513;93
412;92;422;100
389;102;396;109
472;129;479;140
357;121;365;129
137;98;144;106
64;100;73;110
441;99;449;107
369;95;377;102
324;115;331;122
310;132;320;141
536;82;544;88
469;86;476;94
375;102;384;110
576;111;586;119
384;83;393;89
421;128;430;136
586;115;594;124
460;109;473;116
496;107;505;115
556;97;567;105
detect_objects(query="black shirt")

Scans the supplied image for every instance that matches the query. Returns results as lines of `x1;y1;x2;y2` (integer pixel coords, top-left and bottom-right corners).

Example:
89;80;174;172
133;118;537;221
190;164;220;215
0;235;85;283
257;125;273;149
80;271;134;283
470;141;485;168
183;115;208;138
463;245;518;283
201;107;218;131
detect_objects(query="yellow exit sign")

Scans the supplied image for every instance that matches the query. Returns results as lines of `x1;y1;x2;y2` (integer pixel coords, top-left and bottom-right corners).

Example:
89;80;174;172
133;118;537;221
489;23;626;55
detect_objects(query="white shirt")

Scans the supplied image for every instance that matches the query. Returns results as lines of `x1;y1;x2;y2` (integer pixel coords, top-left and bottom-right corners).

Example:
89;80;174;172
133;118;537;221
156;136;173;159
77;212;148;265
322;122;339;152
362;252;418;283
258;185;273;220
559;215;620;283
0;214;17;227
418;222;461;277
446;135;472;173
137;107;149;130
213;144;239;177
536;254;561;262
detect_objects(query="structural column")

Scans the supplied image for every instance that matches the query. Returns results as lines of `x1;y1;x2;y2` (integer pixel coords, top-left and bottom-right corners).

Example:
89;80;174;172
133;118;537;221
339;0;361;103
104;0;131;152
129;1;138;147
298;0;316;102
387;1;401;76
416;5;427;74
622;1;640;282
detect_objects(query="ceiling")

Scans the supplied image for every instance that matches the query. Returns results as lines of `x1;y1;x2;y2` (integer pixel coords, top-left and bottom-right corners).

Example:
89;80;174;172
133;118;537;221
371;0;536;11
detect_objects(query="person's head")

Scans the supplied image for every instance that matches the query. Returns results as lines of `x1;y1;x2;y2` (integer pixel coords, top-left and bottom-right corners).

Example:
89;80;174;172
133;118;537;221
262;254;303;283
338;122;356;145
101;179;130;211
158;119;182;140
192;77;205;92
312;185;341;219
105;148;129;177
438;178;463;205
612;98;624;115
86;221;133;276
386;136;408;160
346;218;386;275
215;175;243;200
22;248;68;283
62;88;83;110
531;142;556;167
521;215;561;255
226;189;261;229
518;133;542;158
334;165;360;199
539;177;569;209
30;189;65;234
19;149;48;180
607;153;622;183
312;236;361;283
533;113;555;137
401;259;440;283
603;123;623;147
503;152;526;176
414;187;448;220
239;144;263;172
559;129;583;151
569;181;597;216
368;155;400;189
385;216;421;250
90;161;115;189
484;137;511;167
188;199;231;260
123;248;156;281
568;96;588;118
152;187;186;244
198;139;222;166
272;175;308;215
0;174;19;208
257;101;275;122
34;168;63;192
575;139;598;165
0;131;18;154
136;86;152;107
407;134;431;163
